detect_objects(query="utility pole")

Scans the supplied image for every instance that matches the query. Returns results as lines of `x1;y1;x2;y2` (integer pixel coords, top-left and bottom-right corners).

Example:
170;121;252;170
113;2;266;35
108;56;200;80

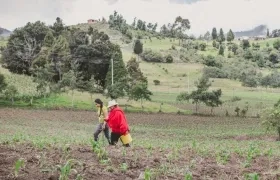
188;72;190;93
111;58;114;85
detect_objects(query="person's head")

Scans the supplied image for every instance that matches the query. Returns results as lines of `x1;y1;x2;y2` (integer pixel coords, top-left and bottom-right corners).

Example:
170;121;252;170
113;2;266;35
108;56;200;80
94;98;103;108
107;99;118;110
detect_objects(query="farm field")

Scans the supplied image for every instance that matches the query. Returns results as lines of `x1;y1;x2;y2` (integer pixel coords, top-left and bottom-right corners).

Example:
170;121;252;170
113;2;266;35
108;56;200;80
1;108;280;179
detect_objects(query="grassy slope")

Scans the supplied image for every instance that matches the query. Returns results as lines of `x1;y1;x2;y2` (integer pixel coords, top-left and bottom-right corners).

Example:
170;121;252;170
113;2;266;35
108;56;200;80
1;24;280;114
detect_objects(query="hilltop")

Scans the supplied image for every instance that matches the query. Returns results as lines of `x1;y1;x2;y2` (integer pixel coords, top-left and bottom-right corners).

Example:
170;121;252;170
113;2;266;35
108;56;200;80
234;25;267;38
0;27;11;37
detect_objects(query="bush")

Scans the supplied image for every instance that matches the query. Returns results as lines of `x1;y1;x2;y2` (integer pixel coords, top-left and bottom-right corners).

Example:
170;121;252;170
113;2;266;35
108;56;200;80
203;55;222;68
218;45;224;56
227;52;233;58
203;67;227;78
140;49;164;62
212;40;217;48
171;45;176;50
165;54;173;63
153;80;160;85
269;50;279;64
199;42;207;51
231;43;239;55
243;50;253;59
126;30;133;40
273;39;280;50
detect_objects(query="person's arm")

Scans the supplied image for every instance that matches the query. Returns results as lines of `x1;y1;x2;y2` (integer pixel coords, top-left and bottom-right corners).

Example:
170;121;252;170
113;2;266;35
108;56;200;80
102;108;108;129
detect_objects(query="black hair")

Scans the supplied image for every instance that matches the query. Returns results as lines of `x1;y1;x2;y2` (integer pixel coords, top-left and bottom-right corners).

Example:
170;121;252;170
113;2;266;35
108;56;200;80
94;99;103;116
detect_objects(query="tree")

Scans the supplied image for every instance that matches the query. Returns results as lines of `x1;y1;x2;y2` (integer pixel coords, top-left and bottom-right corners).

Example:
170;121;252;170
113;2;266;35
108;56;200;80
273;39;280;50
49;35;71;81
133;39;143;60
212;40;217;48
152;23;158;32
204;89;222;114
131;17;136;29
226;29;235;43
60;60;84;107
105;44;128;99
262;102;280;141
204;31;211;41
174;16;191;45
0;73;7;92
147;23;153;31
218;45;224;56
4;85;18;105
2;21;50;75
51;17;65;37
32;65;55;106
217;28;225;43
267;29;270;37
269;50;279;64
136;19;143;30
177;76;222;114
126;57;147;84
141;21;146;31
129;82;152;110
241;39;251;50
211;27;217;40
231;43;239;55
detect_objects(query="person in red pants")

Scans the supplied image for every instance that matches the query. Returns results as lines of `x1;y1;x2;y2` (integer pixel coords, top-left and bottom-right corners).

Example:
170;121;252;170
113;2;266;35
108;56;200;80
105;100;130;147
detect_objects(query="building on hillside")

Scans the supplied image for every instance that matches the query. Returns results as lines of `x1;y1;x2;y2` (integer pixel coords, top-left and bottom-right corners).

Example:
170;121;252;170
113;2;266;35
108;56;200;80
238;36;249;41
87;19;98;24
254;35;266;40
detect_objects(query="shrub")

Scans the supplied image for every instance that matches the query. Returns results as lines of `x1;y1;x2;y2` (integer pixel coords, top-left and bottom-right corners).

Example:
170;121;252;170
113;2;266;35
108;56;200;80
269;50;279;64
140;49;164;62
203;67;227;78
199;42;207;51
171;45;176;50
203;55;222;68
212;40;217;48
165;54;173;63
243;50;253;59
153;80;160;85
126;30;133;40
273;39;280;50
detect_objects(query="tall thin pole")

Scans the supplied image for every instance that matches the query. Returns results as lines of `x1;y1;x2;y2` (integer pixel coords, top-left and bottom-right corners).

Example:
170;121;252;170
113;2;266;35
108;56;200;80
111;58;114;85
188;72;190;93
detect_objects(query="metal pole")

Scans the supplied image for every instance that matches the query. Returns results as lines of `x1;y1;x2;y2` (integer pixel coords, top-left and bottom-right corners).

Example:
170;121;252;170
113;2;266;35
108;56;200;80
111;58;114;85
188;72;190;93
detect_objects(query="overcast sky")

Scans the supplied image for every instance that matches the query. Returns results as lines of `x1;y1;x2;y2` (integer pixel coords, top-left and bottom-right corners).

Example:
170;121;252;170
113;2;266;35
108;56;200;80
0;0;279;35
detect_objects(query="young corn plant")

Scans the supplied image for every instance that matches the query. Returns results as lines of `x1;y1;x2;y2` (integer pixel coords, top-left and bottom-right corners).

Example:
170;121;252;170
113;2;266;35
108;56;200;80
90;139;108;160
216;149;230;165
14;158;25;178
56;159;79;180
244;143;260;167
185;172;193;180
245;173;259;180
120;163;128;173
144;168;152;180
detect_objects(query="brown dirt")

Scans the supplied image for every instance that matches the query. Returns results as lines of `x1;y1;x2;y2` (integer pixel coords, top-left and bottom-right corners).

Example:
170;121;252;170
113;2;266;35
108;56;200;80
1;144;280;180
1;108;280;179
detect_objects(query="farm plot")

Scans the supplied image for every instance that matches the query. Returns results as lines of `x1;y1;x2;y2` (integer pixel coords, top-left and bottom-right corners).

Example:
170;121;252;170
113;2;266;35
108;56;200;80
0;108;280;179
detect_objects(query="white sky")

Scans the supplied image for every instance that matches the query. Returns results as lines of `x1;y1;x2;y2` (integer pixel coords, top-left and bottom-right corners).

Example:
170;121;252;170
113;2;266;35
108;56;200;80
0;0;279;36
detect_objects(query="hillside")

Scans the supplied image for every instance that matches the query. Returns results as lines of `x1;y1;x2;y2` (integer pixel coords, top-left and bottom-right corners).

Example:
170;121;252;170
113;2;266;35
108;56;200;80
234;25;267;38
1;20;280;115
0;27;11;37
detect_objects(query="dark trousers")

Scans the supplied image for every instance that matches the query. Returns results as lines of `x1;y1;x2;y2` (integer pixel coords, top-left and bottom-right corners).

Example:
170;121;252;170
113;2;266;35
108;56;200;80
110;132;130;147
93;123;110;144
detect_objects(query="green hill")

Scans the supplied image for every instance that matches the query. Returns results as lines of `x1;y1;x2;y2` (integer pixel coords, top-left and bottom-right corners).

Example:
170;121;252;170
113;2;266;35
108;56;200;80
1;21;280;115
